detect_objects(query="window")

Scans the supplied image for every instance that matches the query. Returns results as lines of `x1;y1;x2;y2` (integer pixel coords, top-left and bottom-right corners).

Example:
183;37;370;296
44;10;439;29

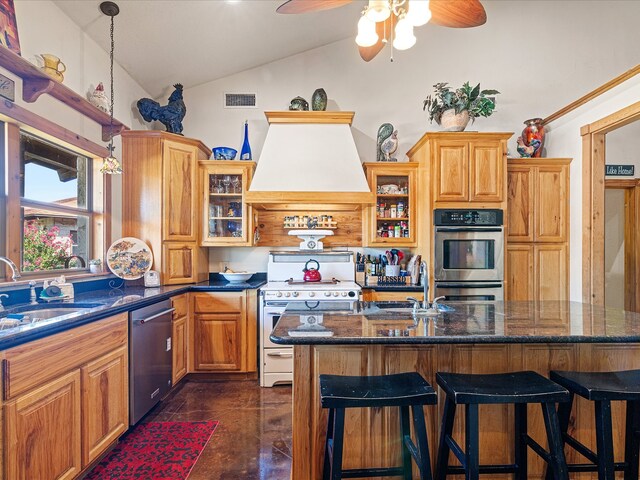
20;133;93;273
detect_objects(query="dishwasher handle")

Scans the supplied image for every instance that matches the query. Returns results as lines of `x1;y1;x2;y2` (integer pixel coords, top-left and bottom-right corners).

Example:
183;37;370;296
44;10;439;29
135;307;175;325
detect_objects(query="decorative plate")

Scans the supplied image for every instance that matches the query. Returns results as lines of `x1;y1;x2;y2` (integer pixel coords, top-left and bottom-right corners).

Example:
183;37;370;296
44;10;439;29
107;237;153;280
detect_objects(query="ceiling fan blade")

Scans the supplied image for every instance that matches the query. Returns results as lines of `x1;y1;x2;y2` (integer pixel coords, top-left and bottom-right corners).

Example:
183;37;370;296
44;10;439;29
429;0;487;28
276;0;352;14
358;16;394;62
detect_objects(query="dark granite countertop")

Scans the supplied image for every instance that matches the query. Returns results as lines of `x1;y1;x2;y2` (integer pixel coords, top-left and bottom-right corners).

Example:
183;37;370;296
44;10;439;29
0;274;267;350
361;284;424;292
270;301;640;345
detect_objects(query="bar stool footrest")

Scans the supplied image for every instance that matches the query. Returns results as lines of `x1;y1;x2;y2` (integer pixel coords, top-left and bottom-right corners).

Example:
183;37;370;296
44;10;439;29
340;466;404;478
565;462;628;473
446;464;518;475
563;433;598;463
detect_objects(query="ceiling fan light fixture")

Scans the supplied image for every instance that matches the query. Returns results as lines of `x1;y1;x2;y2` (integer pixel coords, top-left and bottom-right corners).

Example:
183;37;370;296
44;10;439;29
365;0;391;22
356;15;379;47
393;14;416;50
406;0;431;26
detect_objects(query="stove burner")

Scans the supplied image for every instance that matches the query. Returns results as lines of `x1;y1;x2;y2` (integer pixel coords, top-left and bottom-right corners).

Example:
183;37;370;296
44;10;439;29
285;278;340;285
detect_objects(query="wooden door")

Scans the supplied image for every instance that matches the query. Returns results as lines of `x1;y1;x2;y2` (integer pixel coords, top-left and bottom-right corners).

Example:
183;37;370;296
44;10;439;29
535;244;568;301
469;141;504;202
506;244;534;301
5;370;82;480
81;347;128;465
194;314;243;371
172;316;187;383
506;166;534;242
162;242;196;284
434;141;469;202
535;165;568;242
163;140;197;241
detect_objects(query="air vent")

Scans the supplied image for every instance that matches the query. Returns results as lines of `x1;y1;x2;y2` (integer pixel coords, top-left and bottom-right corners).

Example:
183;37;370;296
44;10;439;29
224;93;257;108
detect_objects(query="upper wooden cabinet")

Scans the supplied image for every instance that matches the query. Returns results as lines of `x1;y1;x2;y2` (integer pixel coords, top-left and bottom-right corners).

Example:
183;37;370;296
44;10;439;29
122;131;210;285
363;162;418;247
507;159;571;243
410;132;511;205
201;160;255;246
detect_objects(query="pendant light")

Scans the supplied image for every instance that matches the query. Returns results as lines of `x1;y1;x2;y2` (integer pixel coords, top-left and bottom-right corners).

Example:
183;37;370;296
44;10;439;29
99;1;122;175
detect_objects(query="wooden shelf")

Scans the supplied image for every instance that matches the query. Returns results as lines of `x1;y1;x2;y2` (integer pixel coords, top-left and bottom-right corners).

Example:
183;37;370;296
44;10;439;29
0;47;129;141
376;217;409;221
209;193;243;197
376;193;409;198
284;225;337;230
209;216;243;220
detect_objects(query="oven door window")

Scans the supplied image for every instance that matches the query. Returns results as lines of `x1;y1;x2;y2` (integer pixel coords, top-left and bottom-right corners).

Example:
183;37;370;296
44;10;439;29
443;240;494;270
271;314;281;331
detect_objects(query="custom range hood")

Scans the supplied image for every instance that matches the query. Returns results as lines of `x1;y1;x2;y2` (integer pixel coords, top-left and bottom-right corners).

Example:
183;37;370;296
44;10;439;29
245;111;375;208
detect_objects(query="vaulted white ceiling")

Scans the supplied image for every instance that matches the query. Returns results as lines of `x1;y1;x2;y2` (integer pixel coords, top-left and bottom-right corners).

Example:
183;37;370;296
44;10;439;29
53;0;365;98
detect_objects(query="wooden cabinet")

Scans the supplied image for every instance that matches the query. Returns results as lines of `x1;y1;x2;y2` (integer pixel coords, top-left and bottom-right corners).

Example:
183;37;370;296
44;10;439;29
506;159;571;301
122;131;210;285
171;294;188;385
2;314;128;479
427;133;510;205
201;161;255;246
362;289;424;302
191;291;257;373
363;162;417;246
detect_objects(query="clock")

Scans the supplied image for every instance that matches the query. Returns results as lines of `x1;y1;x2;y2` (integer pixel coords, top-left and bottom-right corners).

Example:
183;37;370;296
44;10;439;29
0;74;15;102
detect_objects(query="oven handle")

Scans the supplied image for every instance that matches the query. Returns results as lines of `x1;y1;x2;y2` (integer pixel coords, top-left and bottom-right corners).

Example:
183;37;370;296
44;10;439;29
266;351;293;357
435;227;503;232
436;283;503;289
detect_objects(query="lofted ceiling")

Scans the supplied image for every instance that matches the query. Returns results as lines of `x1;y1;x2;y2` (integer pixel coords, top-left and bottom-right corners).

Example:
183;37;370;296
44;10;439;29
53;0;365;98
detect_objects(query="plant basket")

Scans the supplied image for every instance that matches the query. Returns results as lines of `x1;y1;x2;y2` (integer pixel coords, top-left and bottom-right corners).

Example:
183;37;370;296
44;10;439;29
439;109;470;132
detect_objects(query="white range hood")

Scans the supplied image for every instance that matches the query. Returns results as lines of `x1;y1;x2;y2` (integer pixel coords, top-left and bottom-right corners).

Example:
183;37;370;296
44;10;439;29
245;111;374;207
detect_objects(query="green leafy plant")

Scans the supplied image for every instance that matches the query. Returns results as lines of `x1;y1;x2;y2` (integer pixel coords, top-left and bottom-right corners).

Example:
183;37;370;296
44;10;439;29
423;82;500;124
22;221;72;272
89;258;102;266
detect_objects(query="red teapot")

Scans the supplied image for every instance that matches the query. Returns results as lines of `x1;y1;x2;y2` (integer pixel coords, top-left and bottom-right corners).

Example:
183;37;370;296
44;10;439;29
303;259;322;282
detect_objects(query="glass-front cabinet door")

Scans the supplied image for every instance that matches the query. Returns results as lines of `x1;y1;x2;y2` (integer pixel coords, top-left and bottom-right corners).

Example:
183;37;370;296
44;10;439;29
201;161;255;246
364;162;418;247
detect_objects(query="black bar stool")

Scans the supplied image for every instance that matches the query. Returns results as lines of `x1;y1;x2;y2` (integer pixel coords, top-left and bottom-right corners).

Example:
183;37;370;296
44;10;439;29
548;369;640;480
434;370;570;480
320;372;437;480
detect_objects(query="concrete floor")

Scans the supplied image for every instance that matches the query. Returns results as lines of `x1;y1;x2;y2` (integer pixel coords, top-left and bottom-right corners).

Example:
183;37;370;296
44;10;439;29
144;378;293;480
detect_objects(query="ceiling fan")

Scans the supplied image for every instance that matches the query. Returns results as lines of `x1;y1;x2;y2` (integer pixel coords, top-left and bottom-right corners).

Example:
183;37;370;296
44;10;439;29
277;0;487;61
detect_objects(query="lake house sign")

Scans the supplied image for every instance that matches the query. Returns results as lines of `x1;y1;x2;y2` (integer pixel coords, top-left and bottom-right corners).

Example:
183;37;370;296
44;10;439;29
605;164;635;176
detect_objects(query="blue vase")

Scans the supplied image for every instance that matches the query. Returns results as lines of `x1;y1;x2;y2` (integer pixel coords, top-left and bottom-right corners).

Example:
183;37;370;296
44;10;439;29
240;121;252;160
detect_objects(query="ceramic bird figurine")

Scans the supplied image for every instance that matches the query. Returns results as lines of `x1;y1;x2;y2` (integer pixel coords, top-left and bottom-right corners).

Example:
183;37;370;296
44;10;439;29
516;136;540;158
137;84;186;135
377;123;398;162
88;82;109;113
376;123;397;162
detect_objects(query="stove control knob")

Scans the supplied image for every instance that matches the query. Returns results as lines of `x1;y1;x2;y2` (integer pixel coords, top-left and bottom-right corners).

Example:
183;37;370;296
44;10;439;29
332;292;339;297
309;292;315;297
341;291;348;297
276;292;282;298
324;292;332;297
285;292;291;298
292;291;299;297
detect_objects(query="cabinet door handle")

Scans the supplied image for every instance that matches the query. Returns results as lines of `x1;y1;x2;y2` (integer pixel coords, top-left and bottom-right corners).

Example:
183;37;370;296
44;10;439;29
266;352;293;358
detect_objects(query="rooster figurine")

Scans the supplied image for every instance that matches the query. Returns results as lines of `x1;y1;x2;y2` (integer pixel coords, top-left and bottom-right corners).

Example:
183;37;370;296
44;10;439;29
516;136;541;158
137;83;186;135
88;82;109;113
377;123;398;162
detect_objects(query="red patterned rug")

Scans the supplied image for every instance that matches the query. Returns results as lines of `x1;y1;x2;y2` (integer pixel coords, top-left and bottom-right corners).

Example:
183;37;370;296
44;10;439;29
86;421;218;480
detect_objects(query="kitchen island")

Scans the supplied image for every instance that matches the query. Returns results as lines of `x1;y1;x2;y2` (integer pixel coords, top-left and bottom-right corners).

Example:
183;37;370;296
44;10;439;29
270;301;640;479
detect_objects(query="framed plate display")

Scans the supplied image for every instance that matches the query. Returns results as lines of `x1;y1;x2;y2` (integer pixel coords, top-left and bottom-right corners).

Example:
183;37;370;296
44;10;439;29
107;237;153;280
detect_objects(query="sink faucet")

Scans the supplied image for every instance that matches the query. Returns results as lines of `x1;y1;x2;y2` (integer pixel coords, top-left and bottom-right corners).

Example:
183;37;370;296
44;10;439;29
420;261;429;310
0;256;21;281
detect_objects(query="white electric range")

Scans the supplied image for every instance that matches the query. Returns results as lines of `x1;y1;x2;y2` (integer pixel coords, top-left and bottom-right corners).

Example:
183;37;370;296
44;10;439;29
259;251;361;387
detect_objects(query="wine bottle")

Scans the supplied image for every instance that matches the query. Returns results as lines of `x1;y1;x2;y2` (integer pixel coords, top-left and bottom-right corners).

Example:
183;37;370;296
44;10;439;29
240;120;252;160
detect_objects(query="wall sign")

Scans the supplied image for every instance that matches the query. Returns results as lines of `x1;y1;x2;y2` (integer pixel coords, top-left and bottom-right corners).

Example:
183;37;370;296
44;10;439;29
605;164;635;176
0;74;15;102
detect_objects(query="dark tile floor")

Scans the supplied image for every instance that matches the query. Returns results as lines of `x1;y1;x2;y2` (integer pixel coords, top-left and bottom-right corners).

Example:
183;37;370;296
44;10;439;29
144;379;293;479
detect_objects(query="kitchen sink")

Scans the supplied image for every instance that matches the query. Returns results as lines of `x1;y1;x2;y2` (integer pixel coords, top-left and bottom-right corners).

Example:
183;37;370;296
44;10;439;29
3;303;103;324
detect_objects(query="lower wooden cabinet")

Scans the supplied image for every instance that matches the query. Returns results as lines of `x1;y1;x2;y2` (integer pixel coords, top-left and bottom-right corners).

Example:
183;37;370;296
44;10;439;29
171;294;188;384
506;243;568;301
2;314;128;480
362;289;423;302
191;291;257;373
5;370;82;480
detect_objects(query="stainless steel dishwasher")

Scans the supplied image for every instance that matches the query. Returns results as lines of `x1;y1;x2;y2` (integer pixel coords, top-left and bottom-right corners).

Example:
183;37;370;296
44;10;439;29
129;299;174;425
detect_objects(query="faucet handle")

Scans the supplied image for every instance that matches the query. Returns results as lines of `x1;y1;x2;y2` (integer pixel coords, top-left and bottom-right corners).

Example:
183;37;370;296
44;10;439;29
0;293;8;309
406;296;421;311
431;296;446;308
28;280;36;287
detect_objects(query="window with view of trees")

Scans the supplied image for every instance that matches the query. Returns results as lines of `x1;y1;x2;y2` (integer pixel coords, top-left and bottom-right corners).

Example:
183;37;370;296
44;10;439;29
20;133;93;273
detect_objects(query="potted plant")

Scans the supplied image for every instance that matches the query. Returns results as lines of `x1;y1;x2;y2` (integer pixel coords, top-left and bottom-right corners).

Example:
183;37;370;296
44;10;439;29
89;258;102;273
423;82;500;132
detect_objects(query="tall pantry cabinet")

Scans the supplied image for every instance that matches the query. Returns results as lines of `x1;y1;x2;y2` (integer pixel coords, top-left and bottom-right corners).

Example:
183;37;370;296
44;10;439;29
122;131;209;284
506;158;571;301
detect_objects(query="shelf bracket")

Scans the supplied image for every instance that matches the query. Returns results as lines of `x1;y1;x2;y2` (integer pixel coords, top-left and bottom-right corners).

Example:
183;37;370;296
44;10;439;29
102;123;126;142
22;77;56;103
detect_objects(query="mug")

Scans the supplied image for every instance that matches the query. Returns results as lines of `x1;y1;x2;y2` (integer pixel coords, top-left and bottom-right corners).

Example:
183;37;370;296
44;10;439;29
385;265;401;276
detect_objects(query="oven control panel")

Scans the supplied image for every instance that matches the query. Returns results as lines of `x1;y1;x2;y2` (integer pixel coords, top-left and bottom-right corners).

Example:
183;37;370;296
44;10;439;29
263;290;360;301
434;209;503;226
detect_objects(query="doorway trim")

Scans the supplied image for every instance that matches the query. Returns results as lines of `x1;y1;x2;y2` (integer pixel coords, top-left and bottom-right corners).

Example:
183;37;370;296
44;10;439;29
582;101;640;304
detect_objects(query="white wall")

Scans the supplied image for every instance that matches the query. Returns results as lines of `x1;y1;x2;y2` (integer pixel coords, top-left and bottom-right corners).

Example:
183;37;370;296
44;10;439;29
606;121;640;179
3;1;153;240
181;0;640;277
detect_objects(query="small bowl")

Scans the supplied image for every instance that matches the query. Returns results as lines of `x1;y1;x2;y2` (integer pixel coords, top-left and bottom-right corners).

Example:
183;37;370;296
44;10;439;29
212;147;237;160
220;272;254;283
